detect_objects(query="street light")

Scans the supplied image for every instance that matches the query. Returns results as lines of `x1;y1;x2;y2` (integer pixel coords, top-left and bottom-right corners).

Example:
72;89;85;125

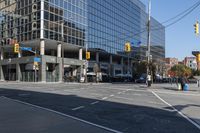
61;21;64;82
146;0;152;87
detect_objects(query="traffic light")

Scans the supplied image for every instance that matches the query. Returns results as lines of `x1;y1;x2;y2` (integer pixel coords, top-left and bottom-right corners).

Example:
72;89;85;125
86;51;90;60
197;54;200;62
14;43;19;53
194;21;199;35
124;42;131;52
34;62;39;70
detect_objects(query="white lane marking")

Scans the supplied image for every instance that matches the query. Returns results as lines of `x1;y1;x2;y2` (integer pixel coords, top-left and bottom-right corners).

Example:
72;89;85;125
72;106;85;111
151;91;200;130
2;96;122;133
102;97;108;100
117;92;122;94
114;96;133;101
90;101;99;105
110;94;114;97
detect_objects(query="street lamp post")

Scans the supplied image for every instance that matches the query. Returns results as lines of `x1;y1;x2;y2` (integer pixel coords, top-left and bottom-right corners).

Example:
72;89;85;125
61;21;64;82
146;0;151;86
85;42;88;83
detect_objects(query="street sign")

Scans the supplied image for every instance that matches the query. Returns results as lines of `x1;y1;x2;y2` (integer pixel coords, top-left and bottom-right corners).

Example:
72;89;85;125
34;57;41;62
131;41;141;47
20;47;32;51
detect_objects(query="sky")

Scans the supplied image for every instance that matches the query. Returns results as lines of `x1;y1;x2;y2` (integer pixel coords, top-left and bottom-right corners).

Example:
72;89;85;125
140;0;200;61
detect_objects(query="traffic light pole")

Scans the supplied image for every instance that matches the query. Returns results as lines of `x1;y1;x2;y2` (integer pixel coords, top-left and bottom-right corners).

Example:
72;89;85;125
34;49;37;82
146;0;151;86
85;42;88;83
61;21;64;82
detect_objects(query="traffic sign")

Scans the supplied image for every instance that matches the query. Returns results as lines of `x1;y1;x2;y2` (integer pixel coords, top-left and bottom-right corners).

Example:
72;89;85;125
20;47;32;51
34;57;41;62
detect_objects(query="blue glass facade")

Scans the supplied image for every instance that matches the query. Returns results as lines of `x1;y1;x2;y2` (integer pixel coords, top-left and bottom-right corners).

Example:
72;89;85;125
87;0;142;54
0;0;165;61
87;0;165;61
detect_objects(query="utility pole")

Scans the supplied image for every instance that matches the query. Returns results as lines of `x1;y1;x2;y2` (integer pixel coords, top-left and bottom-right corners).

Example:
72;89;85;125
85;41;88;83
61;21;64;82
146;0;151;86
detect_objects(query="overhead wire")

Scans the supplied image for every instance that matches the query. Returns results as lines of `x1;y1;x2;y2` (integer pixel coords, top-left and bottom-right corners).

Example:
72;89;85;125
86;0;200;47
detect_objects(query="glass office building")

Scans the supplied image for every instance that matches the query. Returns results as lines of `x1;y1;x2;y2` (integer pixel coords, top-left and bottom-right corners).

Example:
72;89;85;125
87;0;165;77
87;0;165;60
0;0;87;46
0;0;165;82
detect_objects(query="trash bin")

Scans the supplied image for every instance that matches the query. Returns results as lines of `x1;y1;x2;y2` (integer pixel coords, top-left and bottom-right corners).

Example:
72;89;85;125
183;84;189;91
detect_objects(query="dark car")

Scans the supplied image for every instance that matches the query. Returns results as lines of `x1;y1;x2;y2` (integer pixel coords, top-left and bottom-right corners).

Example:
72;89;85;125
136;77;146;83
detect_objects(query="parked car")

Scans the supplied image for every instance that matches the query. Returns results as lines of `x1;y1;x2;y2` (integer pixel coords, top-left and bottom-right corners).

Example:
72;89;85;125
136;77;146;83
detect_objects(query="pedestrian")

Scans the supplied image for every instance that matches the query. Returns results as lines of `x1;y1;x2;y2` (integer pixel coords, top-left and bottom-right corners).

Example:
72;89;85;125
180;77;188;90
147;74;151;87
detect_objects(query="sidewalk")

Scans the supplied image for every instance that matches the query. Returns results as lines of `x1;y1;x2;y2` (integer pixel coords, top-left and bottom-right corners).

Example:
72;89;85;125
152;83;200;92
0;97;115;133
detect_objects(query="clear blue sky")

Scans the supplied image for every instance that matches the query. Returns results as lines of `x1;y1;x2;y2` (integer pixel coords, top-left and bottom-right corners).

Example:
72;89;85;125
140;0;200;61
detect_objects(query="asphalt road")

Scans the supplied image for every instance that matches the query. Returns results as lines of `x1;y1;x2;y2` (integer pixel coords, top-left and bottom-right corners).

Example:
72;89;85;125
0;82;200;133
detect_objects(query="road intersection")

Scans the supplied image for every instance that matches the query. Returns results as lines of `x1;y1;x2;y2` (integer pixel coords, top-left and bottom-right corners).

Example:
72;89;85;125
0;83;200;133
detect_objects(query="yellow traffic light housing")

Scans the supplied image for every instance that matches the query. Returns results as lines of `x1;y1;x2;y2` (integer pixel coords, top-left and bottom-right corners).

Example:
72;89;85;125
125;42;131;52
14;43;19;53
194;21;199;35
86;51;90;60
197;54;200;62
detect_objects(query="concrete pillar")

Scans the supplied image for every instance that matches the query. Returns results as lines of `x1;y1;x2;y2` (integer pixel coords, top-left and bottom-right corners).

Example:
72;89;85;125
121;57;124;74
18;50;22;58
79;48;83;60
40;39;45;55
40;57;46;82
96;52;99;63
109;55;113;77
16;63;21;81
58;61;63;82
57;44;62;57
40;0;44;39
0;65;4;81
1;48;4;60
121;57;124;65
56;60;63;82
130;59;133;75
110;55;112;64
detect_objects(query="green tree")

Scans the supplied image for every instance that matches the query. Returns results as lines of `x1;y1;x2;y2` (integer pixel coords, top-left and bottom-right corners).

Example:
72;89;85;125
170;64;192;77
132;61;147;79
192;69;200;76
132;61;156;80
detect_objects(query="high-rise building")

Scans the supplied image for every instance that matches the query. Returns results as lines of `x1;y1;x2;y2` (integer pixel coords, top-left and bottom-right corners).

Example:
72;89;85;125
0;0;165;82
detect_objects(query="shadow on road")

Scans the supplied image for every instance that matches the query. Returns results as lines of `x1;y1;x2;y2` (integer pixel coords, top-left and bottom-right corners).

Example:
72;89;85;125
0;87;199;133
